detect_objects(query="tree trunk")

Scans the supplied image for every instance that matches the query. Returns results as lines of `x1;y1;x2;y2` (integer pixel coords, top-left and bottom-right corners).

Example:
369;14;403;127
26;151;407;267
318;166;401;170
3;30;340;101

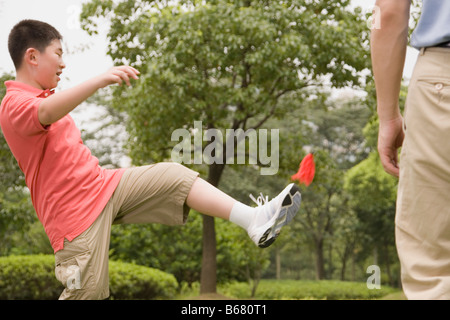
340;249;347;281
250;270;261;298
340;243;352;281
200;162;225;294
351;251;356;281
275;247;281;280
315;237;326;280
200;215;217;294
383;238;393;287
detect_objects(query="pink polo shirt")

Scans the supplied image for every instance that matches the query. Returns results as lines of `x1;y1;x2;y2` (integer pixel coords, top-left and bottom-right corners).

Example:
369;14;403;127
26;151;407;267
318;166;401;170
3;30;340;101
0;81;125;252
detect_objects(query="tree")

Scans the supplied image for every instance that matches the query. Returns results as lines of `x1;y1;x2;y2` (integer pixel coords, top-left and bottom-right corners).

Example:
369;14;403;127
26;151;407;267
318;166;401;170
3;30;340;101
0;73;25;191
306;94;372;169
76;100;130;169
344;151;398;286
81;0;370;293
291;150;342;279
0;73;38;255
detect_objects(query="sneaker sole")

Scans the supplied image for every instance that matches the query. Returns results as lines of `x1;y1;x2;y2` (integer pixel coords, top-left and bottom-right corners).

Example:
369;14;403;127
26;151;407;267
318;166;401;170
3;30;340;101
258;184;302;248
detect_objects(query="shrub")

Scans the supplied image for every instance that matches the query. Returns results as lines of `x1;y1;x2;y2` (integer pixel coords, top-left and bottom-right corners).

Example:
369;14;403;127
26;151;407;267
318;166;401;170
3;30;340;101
0;255;178;300
0;254;62;299
221;279;399;300
109;260;178;299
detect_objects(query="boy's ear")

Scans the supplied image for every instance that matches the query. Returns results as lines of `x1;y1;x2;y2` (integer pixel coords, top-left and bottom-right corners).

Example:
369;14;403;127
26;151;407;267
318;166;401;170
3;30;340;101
24;48;39;67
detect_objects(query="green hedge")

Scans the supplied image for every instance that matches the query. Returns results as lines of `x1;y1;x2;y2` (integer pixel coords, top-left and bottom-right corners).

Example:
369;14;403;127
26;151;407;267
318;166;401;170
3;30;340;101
0;254;178;300
221;279;399;300
0;254;61;299
109;260;178;300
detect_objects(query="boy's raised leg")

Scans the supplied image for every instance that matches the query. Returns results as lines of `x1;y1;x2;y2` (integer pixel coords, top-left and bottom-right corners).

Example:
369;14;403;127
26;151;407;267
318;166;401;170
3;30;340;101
186;177;302;248
186;177;236;220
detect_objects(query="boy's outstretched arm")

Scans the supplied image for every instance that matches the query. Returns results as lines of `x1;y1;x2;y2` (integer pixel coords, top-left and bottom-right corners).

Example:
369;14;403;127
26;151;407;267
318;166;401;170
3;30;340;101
38;66;139;126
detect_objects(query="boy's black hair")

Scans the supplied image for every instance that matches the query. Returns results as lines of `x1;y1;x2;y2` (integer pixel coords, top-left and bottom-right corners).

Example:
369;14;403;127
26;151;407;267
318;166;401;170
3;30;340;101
8;19;63;70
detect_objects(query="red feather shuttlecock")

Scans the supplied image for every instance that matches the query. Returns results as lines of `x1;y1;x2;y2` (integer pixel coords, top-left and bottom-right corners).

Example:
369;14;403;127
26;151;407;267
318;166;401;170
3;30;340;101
291;153;315;186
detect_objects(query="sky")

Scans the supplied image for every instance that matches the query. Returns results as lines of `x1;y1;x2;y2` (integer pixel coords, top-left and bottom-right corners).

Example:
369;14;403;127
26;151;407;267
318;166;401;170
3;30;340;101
0;0;419;102
0;0;111;90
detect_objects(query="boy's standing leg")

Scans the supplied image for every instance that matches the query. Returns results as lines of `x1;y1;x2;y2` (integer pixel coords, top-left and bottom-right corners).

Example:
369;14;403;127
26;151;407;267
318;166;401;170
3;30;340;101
55;197;117;300
55;162;301;299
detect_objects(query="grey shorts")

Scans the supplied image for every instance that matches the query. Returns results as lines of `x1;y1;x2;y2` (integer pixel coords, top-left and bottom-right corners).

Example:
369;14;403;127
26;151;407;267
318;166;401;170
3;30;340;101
54;162;199;299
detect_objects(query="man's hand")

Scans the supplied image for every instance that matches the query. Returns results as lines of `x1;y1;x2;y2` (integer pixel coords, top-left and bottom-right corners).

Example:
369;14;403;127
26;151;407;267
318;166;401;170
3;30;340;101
378;116;404;177
371;0;410;177
97;66;140;88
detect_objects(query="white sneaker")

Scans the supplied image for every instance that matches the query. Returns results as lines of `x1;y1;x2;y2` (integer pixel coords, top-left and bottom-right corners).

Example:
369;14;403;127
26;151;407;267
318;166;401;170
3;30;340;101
247;183;302;248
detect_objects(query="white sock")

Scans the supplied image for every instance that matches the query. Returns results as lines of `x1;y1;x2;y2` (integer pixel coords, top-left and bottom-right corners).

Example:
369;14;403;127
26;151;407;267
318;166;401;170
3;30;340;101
229;201;255;230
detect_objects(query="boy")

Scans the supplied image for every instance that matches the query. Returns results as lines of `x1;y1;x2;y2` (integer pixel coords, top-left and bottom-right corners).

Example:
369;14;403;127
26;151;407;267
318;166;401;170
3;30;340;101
0;19;301;300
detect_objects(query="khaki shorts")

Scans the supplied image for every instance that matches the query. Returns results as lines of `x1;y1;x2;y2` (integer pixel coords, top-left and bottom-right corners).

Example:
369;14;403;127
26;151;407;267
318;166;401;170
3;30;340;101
396;47;450;300
54;162;199;300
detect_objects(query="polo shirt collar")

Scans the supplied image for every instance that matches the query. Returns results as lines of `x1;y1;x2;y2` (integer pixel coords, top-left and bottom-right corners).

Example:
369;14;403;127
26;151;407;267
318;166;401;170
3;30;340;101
4;80;55;98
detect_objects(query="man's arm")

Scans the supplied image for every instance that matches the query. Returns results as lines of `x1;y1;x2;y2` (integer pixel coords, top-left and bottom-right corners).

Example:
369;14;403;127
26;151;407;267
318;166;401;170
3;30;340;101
38;66;139;126
371;0;411;177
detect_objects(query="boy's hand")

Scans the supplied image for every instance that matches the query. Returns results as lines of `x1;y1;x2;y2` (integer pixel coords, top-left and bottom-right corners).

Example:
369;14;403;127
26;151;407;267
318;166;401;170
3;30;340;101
38;65;140;126
98;66;140;88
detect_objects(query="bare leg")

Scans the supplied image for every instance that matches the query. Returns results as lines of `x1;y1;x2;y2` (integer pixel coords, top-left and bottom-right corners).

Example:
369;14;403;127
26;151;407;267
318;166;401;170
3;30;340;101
186;177;236;220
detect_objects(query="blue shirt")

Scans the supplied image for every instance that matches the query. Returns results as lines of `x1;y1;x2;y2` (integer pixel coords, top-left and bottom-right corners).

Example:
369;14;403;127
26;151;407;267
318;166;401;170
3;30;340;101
410;0;450;49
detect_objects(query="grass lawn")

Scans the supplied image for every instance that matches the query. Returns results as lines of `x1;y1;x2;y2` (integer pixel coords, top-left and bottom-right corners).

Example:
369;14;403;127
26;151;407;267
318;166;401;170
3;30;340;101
178;279;405;300
381;291;406;300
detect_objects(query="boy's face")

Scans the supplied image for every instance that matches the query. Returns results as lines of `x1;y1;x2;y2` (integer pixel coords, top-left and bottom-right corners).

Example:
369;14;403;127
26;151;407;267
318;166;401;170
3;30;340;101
34;39;65;90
